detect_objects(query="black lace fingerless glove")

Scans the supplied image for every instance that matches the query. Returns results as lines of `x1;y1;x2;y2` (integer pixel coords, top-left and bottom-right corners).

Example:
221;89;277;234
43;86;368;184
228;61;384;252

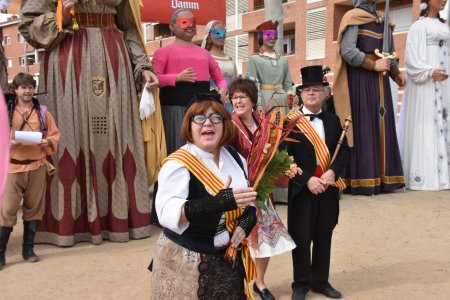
237;206;257;237
184;188;238;222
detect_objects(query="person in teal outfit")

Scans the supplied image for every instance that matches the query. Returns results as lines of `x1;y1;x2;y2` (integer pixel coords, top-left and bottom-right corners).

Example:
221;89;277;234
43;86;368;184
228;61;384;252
246;20;293;115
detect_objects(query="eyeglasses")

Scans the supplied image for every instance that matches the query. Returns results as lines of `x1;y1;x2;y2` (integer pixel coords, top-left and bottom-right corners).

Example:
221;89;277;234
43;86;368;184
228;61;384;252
300;87;324;93
231;95;248;101
191;113;224;125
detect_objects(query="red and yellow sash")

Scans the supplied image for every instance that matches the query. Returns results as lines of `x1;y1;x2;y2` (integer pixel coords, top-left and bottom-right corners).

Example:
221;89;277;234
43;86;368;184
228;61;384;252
162;148;256;297
288;111;346;190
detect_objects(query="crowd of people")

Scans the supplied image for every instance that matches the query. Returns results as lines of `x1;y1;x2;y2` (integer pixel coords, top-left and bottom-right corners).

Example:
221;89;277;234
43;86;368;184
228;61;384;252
0;0;449;299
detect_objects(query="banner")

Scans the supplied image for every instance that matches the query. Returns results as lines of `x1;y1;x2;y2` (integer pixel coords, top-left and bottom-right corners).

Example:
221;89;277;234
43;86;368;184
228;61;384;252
140;0;226;25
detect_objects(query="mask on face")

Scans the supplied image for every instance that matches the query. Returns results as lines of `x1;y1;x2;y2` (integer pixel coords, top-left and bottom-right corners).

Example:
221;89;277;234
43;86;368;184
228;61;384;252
176;17;196;29
211;28;227;39
262;29;277;41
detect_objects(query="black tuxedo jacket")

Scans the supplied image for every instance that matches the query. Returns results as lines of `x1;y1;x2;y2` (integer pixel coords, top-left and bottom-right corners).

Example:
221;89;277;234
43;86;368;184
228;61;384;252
281;111;350;201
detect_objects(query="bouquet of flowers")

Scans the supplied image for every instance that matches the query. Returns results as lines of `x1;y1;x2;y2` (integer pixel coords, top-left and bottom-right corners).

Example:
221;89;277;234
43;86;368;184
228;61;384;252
224;97;303;298
246;98;303;211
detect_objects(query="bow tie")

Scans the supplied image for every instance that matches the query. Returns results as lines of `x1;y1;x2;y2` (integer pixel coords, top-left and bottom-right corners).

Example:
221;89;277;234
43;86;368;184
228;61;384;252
304;112;323;121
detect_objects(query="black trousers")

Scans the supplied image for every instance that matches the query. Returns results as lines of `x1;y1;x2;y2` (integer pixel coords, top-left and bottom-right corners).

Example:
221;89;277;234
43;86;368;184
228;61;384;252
288;187;339;290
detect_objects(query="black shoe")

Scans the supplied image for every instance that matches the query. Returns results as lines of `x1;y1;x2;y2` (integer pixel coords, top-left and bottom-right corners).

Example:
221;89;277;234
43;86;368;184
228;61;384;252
312;285;342;299
292;287;309;300
253;282;275;300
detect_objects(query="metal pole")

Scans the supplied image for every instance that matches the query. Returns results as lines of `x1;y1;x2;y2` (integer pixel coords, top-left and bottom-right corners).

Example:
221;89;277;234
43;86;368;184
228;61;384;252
235;0;239;74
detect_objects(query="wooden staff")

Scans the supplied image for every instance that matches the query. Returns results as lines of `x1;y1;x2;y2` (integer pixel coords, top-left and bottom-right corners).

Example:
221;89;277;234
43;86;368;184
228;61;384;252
330;116;352;165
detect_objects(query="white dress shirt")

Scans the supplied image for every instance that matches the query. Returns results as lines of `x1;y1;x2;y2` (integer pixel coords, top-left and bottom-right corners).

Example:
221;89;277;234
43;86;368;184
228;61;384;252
156;143;248;247
303;107;325;141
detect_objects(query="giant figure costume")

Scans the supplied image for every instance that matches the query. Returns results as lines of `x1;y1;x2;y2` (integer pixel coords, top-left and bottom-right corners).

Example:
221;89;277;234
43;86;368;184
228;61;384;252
334;0;404;195
19;0;154;246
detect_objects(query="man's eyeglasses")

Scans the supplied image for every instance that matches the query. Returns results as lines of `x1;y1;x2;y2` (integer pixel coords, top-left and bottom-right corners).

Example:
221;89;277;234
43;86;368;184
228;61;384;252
300;87;324;93
191;113;224;125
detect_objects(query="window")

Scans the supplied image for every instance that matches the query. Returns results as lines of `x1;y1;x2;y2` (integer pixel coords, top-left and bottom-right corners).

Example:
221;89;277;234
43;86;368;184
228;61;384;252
282;36;295;55
307;0;322;4
7;58;12;68
35;49;44;64
391;7;413;32
225;34;248;74
226;0;248;16
5;36;11;45
253;0;264;10
143;23;153;43
17;33;26;43
20;54;36;66
225;34;249;60
306;7;326;60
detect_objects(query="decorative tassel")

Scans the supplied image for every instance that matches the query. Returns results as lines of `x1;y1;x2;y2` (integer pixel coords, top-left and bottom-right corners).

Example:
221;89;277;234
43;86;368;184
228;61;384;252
224;244;237;262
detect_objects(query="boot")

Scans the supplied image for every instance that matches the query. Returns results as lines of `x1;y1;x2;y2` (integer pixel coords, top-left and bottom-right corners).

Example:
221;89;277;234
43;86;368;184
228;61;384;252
22;220;40;263
0;226;13;270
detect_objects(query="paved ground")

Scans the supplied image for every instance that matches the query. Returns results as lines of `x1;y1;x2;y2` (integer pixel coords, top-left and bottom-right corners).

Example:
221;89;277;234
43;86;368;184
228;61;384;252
1;189;450;299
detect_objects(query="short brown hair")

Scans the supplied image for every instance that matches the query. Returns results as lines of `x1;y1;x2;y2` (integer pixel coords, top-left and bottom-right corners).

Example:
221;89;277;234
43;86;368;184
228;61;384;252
229;78;258;107
181;99;235;147
12;72;36;90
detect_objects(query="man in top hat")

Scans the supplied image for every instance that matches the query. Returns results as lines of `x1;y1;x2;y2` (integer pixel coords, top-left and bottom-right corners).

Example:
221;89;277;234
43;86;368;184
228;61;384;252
282;65;350;300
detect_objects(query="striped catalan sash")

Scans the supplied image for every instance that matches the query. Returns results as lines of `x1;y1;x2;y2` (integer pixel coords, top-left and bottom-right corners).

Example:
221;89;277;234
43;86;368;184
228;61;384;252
288;111;346;190
162;148;257;296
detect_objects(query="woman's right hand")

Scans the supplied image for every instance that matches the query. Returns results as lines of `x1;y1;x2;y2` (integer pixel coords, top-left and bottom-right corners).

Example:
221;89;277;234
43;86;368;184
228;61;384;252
62;0;78;25
432;69;449;82
176;68;197;83
222;176;257;208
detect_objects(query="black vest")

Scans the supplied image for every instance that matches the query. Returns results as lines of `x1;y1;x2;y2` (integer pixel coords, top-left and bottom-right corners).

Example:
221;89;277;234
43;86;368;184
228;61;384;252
163;146;246;255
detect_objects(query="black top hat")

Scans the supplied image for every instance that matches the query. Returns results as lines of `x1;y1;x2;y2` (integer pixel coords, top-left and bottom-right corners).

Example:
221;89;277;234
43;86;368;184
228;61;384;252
298;65;329;88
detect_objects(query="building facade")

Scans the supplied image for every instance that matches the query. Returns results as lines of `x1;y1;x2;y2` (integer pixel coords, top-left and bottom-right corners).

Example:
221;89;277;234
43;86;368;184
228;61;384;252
2;0;424;107
0;15;41;88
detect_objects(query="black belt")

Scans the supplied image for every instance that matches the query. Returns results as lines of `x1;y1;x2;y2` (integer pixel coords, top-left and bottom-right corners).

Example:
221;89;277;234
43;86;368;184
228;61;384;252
159;81;210;106
10;159;37;165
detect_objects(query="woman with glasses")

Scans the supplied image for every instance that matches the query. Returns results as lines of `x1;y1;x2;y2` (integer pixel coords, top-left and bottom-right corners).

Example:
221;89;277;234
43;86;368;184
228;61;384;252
151;93;257;299
229;78;295;300
202;20;237;113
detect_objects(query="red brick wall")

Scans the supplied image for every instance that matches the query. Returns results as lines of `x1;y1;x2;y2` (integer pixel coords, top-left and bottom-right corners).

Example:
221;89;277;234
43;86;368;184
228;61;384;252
2;20;40;85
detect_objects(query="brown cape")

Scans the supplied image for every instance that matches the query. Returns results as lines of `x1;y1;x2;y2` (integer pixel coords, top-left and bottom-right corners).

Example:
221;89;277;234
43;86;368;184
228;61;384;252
333;8;378;147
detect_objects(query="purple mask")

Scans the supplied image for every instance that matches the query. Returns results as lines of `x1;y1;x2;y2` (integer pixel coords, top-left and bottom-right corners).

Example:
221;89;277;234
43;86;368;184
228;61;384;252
211;28;227;39
262;30;277;41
